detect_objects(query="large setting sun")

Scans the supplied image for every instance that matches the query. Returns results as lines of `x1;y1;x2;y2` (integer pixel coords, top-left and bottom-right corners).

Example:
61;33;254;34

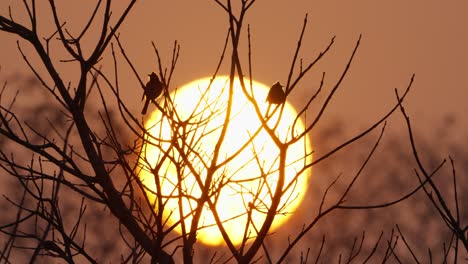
139;76;312;246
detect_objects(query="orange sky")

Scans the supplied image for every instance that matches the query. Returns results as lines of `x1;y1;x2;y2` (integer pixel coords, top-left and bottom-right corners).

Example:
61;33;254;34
1;0;467;135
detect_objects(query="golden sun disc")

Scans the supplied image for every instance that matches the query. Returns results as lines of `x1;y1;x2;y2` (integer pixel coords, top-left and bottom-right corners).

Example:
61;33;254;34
139;76;312;246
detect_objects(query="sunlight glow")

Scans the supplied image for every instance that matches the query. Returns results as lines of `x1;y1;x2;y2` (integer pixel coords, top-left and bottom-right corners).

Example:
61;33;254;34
139;76;312;246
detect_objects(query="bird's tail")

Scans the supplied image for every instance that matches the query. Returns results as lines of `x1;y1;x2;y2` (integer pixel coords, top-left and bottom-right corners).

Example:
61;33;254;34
141;99;150;115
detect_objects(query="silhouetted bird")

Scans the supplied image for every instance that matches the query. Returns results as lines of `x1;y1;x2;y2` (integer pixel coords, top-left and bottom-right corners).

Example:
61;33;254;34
141;72;163;115
266;81;286;105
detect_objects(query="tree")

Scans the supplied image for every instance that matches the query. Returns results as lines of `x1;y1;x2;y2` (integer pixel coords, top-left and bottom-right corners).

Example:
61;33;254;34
0;1;466;263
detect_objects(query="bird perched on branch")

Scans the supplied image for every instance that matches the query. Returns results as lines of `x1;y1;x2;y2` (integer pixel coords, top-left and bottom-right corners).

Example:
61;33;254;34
266;81;286;105
141;72;163;115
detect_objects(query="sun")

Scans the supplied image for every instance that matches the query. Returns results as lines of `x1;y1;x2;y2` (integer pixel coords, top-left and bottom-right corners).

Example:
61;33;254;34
139;76;312;246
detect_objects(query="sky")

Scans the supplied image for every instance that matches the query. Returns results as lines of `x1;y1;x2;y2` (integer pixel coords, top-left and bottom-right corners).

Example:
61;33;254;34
2;0;467;138
119;0;467;134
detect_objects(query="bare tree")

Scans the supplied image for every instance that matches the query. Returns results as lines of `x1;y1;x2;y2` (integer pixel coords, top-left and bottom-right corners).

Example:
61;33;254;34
0;1;465;263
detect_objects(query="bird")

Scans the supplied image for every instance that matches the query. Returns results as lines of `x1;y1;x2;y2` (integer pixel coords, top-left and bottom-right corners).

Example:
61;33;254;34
141;72;163;115
266;81;286;105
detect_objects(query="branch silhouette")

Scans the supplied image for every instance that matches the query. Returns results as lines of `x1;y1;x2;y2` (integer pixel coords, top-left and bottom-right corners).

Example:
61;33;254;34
0;1;465;263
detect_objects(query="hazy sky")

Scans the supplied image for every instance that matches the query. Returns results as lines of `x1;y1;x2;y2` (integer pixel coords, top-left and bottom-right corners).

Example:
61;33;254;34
127;1;468;132
1;0;467;135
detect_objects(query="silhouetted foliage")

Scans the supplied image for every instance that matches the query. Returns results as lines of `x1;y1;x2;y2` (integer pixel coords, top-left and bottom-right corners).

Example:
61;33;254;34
0;1;466;263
